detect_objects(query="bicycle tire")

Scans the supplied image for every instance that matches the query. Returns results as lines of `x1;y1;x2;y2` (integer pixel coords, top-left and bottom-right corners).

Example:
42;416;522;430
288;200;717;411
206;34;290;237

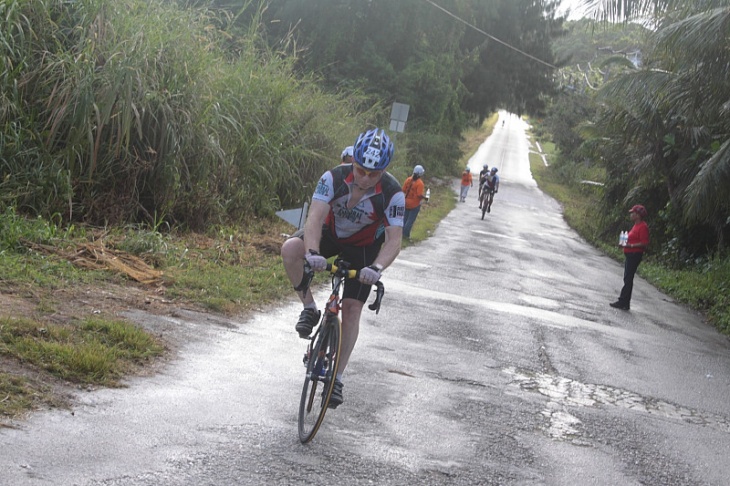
297;315;342;443
481;192;487;219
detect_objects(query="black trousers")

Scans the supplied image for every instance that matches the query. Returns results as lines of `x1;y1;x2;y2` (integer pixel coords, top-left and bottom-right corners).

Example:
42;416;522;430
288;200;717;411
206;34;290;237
619;252;643;305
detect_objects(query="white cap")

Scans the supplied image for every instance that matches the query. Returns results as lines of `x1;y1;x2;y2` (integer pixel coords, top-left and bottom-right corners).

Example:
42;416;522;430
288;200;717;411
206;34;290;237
341;146;354;160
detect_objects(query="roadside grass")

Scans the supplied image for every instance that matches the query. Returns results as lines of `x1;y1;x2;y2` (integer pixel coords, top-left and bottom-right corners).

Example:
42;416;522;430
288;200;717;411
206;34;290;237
1;317;163;385
162;231;291;314
0;373;53;419
0;315;164;420
0;210;294;421
528;143;605;243
527;130;730;335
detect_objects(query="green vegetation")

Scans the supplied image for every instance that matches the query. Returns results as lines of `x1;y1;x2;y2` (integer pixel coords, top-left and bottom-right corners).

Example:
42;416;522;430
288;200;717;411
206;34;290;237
535;1;730;333
529;128;730;335
0;207;290;420
543;3;730;258
0;0;566;233
0;314;163;420
1;316;162;385
0;0;378;229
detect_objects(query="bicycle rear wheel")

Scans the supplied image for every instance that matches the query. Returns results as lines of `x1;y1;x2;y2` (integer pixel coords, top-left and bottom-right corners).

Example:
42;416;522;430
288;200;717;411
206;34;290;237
298;316;342;443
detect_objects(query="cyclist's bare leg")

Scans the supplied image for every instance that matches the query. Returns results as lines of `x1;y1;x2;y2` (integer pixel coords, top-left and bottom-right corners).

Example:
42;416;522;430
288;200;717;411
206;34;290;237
281;237;315;306
337;298;365;375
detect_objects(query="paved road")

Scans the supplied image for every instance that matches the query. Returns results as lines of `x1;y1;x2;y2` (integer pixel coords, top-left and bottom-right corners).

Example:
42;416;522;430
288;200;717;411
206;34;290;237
3;112;730;485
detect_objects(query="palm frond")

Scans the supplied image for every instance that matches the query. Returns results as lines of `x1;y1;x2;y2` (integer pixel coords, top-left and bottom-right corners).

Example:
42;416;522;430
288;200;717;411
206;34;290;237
683;137;730;222
581;0;730;23
657;7;730;63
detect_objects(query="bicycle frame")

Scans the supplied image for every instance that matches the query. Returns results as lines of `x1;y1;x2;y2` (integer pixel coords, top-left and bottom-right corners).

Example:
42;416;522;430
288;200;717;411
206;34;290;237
297;258;384;443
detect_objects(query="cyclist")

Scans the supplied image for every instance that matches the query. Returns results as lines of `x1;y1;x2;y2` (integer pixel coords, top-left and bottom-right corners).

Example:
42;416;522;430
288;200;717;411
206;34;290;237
280;127;405;408
478;164;490;202
340;145;354;164
479;167;500;213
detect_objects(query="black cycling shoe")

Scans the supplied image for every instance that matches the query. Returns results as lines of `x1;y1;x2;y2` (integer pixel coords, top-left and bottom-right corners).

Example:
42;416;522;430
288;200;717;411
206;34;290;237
328;380;344;409
295;308;321;338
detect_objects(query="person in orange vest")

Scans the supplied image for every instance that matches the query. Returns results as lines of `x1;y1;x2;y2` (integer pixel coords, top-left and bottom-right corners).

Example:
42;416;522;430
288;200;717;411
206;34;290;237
459;167;473;202
402;165;426;240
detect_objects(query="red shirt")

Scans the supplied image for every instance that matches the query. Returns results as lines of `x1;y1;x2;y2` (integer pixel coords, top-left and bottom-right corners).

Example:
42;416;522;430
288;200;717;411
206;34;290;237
624;220;650;254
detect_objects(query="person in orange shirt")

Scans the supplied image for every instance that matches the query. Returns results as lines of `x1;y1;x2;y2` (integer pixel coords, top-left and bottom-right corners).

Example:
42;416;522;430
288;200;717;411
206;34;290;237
402;165;426;240
459;167;473;202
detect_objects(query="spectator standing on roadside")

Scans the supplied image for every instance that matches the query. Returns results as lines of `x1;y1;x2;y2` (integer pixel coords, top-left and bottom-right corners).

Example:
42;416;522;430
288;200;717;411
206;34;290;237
402;165;426;240
610;204;650;310
460;167;473;202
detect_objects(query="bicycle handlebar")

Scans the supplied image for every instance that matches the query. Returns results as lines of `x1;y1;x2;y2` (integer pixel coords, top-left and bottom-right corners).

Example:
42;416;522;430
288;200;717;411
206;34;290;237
327;263;385;314
301;261;385;314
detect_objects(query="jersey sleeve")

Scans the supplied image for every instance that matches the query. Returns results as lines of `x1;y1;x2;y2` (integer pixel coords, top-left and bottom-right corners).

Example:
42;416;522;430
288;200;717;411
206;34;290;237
385;191;406;227
311;171;335;204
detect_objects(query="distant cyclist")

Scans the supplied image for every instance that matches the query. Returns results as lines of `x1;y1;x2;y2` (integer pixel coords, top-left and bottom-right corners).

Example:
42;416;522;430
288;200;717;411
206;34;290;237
479;167;500;213
280;127;404;409
478;164;490;202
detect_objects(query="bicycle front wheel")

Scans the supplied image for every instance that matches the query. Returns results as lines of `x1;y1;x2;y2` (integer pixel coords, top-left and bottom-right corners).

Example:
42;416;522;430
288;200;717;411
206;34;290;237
298;317;342;443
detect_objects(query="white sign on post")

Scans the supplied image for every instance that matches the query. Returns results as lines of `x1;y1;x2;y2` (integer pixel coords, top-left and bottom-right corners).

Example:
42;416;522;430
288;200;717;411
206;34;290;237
275;202;308;230
389;102;410;133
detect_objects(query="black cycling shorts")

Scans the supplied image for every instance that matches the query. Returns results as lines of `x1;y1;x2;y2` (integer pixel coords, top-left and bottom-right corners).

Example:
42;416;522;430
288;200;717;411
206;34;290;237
293;227;383;303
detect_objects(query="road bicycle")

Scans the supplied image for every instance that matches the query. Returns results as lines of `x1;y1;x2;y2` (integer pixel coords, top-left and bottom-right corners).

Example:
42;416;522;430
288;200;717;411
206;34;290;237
480;185;495;219
298;258;384;444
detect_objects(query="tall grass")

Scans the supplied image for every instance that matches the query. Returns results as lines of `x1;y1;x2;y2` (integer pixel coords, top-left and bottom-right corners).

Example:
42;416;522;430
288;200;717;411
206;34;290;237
0;0;377;229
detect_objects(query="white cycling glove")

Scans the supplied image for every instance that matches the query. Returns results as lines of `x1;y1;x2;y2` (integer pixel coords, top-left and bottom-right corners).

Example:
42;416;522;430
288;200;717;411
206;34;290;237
305;250;327;272
358;265;381;286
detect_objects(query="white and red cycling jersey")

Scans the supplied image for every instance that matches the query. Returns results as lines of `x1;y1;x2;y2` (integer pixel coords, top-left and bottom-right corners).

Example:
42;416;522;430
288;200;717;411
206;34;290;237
480;173;499;191
312;164;405;247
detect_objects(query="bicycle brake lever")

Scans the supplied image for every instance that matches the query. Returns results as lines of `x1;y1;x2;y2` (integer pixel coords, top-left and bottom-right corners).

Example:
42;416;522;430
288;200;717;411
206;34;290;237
368;281;385;314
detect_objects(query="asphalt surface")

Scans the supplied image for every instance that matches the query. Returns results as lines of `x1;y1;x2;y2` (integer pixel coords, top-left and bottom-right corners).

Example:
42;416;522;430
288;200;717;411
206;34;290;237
2;112;730;486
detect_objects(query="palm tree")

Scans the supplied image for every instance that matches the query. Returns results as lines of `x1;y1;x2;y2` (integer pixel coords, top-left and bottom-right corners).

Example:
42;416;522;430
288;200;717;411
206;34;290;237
580;0;730;248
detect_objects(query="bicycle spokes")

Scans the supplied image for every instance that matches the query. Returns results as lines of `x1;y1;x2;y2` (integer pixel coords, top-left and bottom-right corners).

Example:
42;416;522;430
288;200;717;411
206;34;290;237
298;320;341;443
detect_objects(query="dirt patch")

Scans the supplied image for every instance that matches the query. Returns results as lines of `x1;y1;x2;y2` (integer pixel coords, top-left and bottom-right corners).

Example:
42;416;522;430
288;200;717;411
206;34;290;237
0;269;203;425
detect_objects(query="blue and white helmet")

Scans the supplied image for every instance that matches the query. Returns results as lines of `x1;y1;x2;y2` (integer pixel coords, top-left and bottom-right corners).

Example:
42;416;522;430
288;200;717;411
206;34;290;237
353;128;394;171
341;145;354;160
